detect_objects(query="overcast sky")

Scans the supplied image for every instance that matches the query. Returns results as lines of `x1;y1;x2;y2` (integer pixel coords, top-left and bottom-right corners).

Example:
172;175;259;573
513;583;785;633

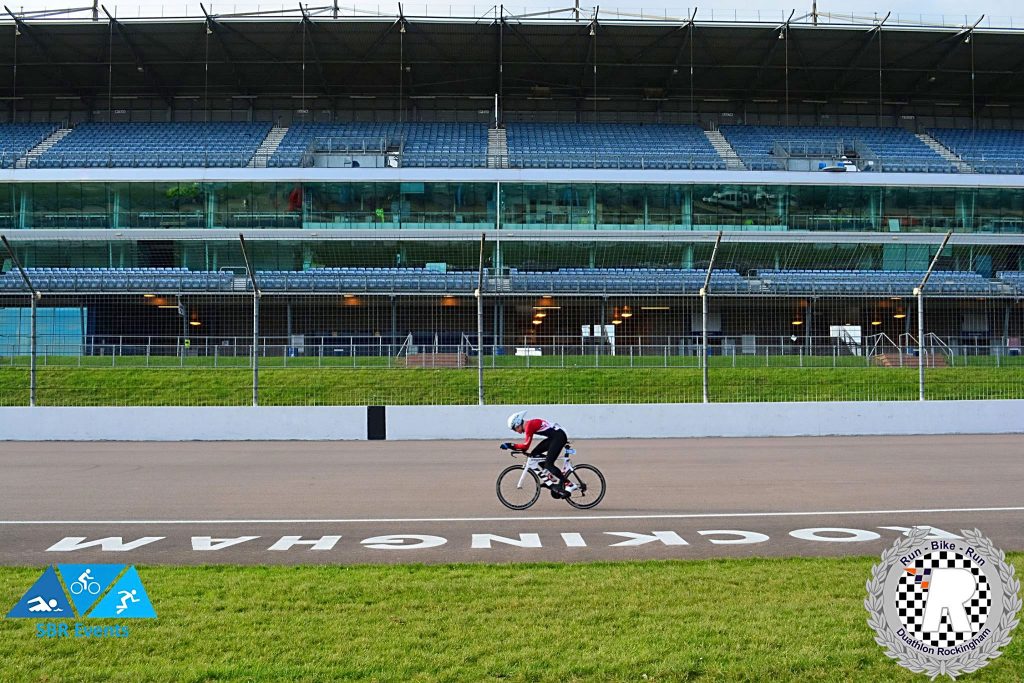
21;0;1022;26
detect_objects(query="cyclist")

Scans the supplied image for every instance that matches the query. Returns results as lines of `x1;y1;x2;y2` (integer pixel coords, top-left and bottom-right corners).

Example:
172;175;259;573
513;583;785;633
500;410;573;498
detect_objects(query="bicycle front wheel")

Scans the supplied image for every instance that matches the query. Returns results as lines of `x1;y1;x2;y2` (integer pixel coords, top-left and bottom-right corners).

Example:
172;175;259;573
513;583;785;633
496;465;541;510
565;464;606;509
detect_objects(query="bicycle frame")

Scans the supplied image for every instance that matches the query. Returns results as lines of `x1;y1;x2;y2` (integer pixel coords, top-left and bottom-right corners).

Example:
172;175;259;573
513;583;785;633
514;445;577;489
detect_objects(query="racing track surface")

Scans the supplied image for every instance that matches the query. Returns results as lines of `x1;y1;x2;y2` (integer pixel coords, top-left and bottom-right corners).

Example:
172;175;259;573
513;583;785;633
0;435;1021;565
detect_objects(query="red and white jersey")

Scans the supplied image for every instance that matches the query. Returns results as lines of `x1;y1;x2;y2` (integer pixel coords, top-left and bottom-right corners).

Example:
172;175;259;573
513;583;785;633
513;418;558;451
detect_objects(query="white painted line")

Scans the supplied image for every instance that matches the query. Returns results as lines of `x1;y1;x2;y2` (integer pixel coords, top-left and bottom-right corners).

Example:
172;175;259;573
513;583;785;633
0;506;1022;525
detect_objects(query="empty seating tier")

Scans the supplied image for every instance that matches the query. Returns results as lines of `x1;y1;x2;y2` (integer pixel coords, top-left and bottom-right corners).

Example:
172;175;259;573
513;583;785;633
505;123;725;170
0;123;59;168
269;123;488;168
34;122;273;168
927;129;1024;175
720;125;954;173
1;267;1019;295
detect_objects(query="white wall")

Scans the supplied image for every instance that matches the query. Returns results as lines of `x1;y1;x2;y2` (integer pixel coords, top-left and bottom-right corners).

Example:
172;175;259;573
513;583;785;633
387;401;1024;440
1;401;1022;441
0;407;366;441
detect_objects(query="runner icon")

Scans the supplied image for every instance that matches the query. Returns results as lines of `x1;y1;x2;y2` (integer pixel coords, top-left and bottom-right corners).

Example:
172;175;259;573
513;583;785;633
26;596;63;613
115;589;140;615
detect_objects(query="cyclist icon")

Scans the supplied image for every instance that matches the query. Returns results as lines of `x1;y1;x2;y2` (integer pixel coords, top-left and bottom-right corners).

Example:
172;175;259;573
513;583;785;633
70;569;101;596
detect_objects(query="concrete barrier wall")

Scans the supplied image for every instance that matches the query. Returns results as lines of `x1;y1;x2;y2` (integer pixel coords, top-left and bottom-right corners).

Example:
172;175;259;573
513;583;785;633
0;407;367;441
387;401;1024;440
1;400;1022;441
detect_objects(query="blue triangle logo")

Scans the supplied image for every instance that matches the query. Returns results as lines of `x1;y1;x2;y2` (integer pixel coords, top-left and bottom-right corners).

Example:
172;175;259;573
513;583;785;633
6;567;74;618
57;565;126;617
87;567;156;619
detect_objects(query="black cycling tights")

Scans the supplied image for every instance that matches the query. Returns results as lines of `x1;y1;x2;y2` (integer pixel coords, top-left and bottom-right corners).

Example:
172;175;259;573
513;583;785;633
530;429;568;484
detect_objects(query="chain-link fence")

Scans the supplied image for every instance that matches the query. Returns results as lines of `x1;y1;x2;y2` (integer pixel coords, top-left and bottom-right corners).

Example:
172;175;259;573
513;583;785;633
1;234;1021;406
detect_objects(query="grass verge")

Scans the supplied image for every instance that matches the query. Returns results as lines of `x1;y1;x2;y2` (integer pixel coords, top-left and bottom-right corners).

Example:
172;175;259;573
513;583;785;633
1;557;1022;681
1;366;1022;406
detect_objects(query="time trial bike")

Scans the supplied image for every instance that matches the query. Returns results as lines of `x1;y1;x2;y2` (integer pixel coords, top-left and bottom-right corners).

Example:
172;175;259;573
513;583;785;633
495;442;606;510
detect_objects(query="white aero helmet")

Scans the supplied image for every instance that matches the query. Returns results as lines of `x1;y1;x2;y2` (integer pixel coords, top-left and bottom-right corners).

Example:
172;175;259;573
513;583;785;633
507;410;527;431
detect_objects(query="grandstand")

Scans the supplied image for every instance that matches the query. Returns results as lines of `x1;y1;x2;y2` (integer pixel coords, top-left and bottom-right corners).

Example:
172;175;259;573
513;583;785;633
0;5;1022;405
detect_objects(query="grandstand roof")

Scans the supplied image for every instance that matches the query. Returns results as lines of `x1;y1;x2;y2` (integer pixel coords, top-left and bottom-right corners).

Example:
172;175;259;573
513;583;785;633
3;6;1024;115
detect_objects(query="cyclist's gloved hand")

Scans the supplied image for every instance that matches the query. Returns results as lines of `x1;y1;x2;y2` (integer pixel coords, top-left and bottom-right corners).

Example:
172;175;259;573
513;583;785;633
499;442;513;450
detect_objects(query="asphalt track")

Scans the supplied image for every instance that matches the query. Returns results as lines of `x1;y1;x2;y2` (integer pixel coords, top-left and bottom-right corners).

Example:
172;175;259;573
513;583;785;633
0;435;1021;565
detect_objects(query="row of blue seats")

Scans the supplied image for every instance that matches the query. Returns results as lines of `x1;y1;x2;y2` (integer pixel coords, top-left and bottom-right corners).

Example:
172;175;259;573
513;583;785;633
928;129;1024;166
759;269;985;277
0;124;58;168
720;124;952;173
6;122;1024;173
6;267;1000;277
37;122;272;169
507;124;721;170
3;269;1022;293
32;154;256;169
760;282;1005;294
270;122;488;168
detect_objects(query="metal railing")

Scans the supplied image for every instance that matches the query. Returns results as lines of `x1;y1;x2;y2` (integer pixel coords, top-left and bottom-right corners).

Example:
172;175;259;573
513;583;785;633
3;332;1019;366
9;149;1023;174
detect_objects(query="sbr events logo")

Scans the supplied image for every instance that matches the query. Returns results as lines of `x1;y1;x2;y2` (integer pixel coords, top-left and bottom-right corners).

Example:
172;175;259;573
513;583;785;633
866;528;1021;679
6;564;156;637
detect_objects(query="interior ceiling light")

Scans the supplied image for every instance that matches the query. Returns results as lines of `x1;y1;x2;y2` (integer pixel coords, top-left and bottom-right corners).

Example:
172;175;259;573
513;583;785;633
534;312;547;318
189;320;202;326
894;313;907;319
791;320;804;325
612;319;623;325
531;319;543;325
871;320;882;326
641;306;670;310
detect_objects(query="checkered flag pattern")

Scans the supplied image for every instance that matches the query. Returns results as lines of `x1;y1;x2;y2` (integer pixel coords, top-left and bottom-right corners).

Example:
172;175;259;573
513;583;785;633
896;551;991;648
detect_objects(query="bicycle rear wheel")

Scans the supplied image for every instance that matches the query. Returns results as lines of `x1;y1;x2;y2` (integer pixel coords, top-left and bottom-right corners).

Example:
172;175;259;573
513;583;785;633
565;464;606;509
496;465;541;510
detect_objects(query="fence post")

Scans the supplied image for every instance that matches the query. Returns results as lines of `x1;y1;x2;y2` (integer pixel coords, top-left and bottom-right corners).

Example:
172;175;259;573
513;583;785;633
476;232;485;406
917;288;925;401
239;234;260;407
253;296;260;406
29;294;37;407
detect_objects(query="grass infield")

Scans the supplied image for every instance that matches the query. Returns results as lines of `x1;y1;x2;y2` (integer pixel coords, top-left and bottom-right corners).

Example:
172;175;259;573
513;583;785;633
1;365;1022;406
1;557;1022;681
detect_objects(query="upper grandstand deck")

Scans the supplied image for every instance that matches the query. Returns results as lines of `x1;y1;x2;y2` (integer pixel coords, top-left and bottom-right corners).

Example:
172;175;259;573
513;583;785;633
2;6;1023;141
3;121;1024;175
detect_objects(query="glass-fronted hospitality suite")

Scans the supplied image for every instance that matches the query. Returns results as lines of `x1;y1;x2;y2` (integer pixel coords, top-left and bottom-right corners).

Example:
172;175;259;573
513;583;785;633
2;180;1024;233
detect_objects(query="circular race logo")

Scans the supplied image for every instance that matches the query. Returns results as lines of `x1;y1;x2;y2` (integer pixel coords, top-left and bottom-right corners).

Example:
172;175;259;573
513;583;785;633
866;528;1021;679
